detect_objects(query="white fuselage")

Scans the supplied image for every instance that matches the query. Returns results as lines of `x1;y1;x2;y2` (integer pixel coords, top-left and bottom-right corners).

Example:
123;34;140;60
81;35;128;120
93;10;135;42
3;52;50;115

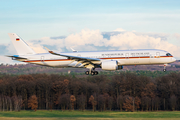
18;49;176;68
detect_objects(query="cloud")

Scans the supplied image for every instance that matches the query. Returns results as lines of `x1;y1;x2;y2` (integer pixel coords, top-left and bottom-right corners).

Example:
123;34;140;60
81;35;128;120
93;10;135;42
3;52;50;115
28;43;47;53
23;28;180;59
64;29;108;49
0;44;7;54
29;37;65;52
106;31;180;58
0;56;14;64
45;29;180;59
174;33;180;39
107;32;163;49
1;28;180;64
113;28;126;32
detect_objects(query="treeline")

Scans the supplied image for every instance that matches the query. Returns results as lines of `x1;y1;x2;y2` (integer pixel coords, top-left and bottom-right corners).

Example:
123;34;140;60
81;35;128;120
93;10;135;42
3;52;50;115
0;63;179;75
0;72;180;111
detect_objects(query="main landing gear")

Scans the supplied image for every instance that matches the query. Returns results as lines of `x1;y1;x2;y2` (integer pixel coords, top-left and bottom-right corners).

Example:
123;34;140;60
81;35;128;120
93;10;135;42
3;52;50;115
85;70;98;76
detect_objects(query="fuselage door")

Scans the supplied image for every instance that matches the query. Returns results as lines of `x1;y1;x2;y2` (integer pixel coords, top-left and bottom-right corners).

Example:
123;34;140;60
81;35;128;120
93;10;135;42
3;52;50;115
125;53;129;59
156;52;160;58
150;54;154;58
149;54;154;64
41;56;44;62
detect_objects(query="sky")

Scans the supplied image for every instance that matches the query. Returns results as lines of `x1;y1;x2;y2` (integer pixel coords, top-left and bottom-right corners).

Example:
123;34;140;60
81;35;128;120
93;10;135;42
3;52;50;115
0;0;180;64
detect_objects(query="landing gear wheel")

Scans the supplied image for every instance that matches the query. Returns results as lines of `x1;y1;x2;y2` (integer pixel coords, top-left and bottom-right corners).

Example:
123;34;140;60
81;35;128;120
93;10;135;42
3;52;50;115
85;71;89;75
163;69;166;72
91;71;95;76
94;71;98;75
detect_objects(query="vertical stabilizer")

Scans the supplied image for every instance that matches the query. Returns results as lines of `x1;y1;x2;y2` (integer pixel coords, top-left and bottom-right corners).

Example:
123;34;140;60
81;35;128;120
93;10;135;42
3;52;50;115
8;33;36;55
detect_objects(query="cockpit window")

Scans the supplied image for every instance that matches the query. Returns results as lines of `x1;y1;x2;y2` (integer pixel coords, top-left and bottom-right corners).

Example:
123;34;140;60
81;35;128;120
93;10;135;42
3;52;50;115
166;53;172;56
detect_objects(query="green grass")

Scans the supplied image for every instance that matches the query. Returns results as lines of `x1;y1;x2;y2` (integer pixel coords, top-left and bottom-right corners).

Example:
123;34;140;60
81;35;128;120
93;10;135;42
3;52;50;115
0;110;180;118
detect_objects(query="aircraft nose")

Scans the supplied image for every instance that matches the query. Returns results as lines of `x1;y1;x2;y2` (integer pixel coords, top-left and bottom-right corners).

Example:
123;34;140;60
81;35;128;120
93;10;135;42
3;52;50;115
172;57;176;62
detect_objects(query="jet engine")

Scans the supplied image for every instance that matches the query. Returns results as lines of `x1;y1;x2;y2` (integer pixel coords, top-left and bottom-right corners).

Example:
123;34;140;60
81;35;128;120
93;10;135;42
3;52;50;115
101;60;123;70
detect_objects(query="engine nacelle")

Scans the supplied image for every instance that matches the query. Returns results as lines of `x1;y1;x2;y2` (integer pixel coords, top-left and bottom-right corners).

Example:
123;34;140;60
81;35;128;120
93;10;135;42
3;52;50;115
101;60;119;70
101;60;123;70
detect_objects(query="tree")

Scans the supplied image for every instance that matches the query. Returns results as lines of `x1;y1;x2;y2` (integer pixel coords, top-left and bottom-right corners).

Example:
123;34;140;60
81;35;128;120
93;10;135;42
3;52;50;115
1;71;180;111
156;76;171;110
52;80;64;105
0;95;2;111
64;79;69;94
59;94;70;110
103;93;109;111
123;96;133;112
154;96;160;111
108;96;113;111
28;95;38;111
77;93;86;111
89;95;97;112
98;94;105;111
134;96;141;111
117;95;124;111
70;95;76;110
170;94;177;111
141;82;156;111
36;74;51;110
143;96;151;111
7;96;12;111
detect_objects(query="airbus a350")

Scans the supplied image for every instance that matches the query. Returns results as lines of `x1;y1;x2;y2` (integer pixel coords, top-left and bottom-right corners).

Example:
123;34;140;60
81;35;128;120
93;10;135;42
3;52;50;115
7;33;176;75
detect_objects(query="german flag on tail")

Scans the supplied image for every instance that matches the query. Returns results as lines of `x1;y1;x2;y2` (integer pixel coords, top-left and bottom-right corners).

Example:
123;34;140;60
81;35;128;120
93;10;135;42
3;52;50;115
16;38;20;41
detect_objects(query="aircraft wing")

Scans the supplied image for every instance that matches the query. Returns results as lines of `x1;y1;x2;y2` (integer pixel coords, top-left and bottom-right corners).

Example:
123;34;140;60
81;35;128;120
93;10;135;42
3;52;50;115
44;47;101;67
49;50;100;61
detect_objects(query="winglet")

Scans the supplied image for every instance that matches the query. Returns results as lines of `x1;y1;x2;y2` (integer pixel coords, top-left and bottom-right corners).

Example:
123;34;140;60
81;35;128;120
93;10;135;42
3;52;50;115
70;47;77;52
44;46;50;51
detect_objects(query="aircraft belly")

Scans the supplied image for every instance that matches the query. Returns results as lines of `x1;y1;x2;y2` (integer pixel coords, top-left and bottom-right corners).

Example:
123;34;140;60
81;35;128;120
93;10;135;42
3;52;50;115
118;58;150;65
118;57;173;65
149;58;174;64
47;61;72;67
138;58;150;64
28;61;72;67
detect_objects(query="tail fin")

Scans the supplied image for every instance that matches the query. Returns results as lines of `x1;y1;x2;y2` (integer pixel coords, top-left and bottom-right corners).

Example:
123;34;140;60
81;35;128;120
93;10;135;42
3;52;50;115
8;33;36;55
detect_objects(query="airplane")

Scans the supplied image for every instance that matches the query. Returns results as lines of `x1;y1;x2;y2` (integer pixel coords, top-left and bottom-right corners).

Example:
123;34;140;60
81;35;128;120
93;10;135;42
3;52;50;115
7;33;176;75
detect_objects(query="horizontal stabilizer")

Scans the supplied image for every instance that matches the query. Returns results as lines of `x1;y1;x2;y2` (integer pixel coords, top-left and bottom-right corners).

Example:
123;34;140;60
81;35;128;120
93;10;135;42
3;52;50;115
6;55;27;60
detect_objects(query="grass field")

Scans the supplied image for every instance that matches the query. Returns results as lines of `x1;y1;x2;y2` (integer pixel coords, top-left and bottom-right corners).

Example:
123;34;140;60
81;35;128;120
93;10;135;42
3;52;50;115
0;110;180;120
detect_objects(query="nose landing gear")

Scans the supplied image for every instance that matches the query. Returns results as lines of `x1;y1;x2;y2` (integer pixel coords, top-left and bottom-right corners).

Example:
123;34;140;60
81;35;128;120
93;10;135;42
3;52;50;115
163;64;167;72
